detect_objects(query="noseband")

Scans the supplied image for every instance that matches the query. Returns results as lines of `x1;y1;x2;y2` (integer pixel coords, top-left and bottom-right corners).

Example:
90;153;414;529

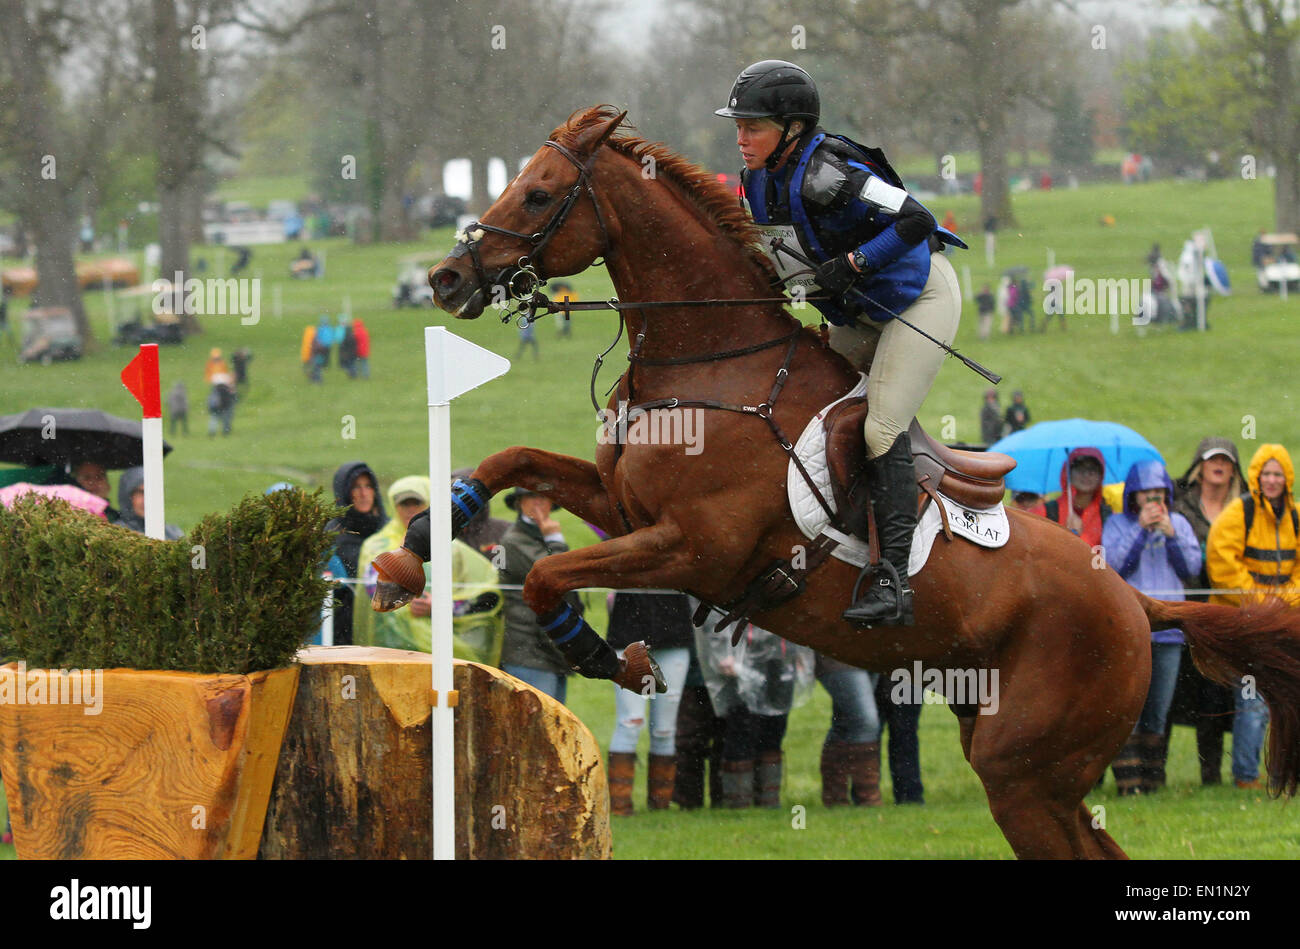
447;139;611;304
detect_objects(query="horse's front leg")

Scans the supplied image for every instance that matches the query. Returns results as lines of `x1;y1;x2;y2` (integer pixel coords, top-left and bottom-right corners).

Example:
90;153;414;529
371;446;619;611
520;521;710;693
469;446;624;536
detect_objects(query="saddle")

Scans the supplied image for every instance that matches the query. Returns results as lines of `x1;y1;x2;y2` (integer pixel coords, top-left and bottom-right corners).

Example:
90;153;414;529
697;396;1015;641
822;398;1014;523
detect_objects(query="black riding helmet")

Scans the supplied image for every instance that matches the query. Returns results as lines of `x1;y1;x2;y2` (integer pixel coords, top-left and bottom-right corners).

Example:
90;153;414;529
716;60;820;171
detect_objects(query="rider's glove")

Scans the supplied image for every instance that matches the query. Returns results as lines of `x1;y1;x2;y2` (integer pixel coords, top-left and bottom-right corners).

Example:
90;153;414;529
816;254;862;297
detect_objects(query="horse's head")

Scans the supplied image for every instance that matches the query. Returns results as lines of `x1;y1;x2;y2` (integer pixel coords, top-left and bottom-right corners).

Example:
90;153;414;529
430;108;627;319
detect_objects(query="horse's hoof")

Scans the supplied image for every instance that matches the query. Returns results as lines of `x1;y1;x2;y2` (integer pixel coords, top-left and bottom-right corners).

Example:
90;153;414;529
613;641;667;694
370;549;425;612
371;580;415;612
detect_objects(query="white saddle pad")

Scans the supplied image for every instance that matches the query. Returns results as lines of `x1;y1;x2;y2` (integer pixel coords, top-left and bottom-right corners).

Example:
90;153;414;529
787;378;1010;574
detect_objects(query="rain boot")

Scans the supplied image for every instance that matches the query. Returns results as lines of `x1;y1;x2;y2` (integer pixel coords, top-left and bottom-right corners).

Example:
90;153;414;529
755;750;783;808
1111;735;1143;796
1139;731;1167;793
721;759;754;809
848;741;884;807
648;754;676;810
843;432;917;627
820;740;852;806
1196;717;1224;786
608;752;636;816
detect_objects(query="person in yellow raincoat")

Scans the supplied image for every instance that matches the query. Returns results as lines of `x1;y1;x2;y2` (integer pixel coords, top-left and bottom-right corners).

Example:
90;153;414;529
356;475;503;664
1206;442;1299;788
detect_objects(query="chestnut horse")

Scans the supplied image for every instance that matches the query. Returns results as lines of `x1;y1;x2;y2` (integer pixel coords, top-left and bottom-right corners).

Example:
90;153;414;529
422;106;1300;858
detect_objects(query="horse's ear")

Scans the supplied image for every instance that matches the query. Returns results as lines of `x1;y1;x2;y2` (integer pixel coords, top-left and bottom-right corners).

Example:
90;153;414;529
576;110;627;157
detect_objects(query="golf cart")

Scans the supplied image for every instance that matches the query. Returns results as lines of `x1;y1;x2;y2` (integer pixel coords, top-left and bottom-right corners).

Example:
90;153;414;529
1254;233;1300;294
392;254;438;308
20;307;83;364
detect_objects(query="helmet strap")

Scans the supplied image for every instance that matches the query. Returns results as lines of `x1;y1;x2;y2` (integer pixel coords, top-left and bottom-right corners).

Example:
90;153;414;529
764;118;798;171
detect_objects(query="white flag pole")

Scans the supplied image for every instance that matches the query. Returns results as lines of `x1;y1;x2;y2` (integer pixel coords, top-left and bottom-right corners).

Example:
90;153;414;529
423;325;511;861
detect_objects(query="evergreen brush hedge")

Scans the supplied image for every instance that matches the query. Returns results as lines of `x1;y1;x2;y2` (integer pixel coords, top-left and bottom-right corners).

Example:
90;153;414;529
0;489;338;675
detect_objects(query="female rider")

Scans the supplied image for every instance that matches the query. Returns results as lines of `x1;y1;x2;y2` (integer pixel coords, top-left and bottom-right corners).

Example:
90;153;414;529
716;60;966;627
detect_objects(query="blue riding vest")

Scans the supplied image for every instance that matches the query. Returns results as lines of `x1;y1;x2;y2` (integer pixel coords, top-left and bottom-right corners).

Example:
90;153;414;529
742;132;963;325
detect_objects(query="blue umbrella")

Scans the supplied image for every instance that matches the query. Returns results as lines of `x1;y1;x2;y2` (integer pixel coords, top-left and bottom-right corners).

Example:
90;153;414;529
989;418;1165;495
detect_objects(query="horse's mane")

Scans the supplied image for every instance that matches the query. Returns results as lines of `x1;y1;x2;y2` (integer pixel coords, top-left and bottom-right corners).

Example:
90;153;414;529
551;106;779;286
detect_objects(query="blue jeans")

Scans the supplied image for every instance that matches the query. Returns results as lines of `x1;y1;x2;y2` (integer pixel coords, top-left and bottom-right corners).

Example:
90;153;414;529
1232;681;1270;782
609;646;690;756
502;663;567;705
819;668;881;744
1136;642;1182;734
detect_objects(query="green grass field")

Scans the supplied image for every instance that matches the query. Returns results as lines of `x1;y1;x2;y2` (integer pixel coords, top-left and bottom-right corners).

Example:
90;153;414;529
2;172;1300;859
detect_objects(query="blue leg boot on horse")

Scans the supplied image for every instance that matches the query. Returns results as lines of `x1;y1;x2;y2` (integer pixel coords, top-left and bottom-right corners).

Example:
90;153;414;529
370;476;666;694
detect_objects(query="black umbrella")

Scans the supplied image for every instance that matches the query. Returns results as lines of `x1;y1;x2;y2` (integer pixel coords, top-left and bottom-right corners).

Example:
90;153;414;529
0;408;174;469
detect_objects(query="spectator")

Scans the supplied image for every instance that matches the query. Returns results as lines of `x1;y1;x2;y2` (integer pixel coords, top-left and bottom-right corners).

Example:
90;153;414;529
672;639;726;809
204;348;230;383
337;316;358;378
230;245;252;275
231;347;252;388
324;462;388;647
1009;491;1043;511
975;283;996;341
111;466;184;540
693;604;814;809
979;388;1002;444
1005;279;1022;333
875;671;925;804
515;317;539;360
1035;448;1112;547
352;318;371;380
167;380;188;436
940;210;958;234
64;460;111;503
816;654;882;806
357;476;504;662
550;281;575;337
301;323;318;381
1017;278;1034;333
1103;460;1202;794
1168;437;1245;785
497;487;579;703
1207;443;1300;789
983;215;997;267
206;374;236;437
605;591;694;815
1003;390;1030;433
314;316;334;372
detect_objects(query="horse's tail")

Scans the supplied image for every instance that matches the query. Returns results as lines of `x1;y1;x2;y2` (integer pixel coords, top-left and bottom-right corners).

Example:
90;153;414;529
1135;591;1300;796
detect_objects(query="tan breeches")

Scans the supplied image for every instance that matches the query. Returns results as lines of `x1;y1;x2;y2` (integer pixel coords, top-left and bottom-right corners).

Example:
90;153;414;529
828;252;962;458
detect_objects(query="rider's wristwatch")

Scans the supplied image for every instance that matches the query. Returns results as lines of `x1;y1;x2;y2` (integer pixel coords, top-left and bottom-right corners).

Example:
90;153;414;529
850;250;869;273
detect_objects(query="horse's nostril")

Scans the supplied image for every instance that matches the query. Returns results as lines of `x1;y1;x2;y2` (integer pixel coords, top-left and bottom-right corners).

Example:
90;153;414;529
431;268;460;294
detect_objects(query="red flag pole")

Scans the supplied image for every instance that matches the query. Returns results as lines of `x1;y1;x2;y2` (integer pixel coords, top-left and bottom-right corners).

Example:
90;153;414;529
120;344;165;539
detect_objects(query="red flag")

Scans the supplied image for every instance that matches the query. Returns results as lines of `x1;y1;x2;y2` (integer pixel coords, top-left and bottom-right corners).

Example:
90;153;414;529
121;344;162;418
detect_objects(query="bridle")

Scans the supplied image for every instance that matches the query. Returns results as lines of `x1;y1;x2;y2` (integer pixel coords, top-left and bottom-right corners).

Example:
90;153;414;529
446;139;611;306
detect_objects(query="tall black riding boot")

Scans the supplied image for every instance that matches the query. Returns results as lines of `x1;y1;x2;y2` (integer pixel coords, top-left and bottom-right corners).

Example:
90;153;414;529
842;432;917;627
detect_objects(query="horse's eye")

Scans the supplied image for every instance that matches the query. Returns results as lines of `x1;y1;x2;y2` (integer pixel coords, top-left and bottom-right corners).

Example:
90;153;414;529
526;189;551;208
